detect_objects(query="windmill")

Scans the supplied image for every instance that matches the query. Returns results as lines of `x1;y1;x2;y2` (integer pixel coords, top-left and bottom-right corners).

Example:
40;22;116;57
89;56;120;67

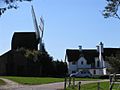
31;5;44;51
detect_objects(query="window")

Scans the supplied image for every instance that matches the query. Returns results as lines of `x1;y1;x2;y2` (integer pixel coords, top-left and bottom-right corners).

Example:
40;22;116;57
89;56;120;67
93;70;96;74
81;61;84;65
72;71;76;73
81;71;83;74
97;61;100;67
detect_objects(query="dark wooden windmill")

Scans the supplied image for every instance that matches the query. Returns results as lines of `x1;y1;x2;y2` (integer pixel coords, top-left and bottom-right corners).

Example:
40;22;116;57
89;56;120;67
11;6;44;51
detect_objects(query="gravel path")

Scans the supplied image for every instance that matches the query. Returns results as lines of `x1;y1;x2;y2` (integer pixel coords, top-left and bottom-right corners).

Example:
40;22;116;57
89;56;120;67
0;78;24;90
0;78;109;90
0;78;64;90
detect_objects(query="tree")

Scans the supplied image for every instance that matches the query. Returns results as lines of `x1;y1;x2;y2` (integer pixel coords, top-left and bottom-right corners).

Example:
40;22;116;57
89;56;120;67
106;52;120;73
103;0;120;19
0;0;32;16
53;60;68;77
14;47;68;77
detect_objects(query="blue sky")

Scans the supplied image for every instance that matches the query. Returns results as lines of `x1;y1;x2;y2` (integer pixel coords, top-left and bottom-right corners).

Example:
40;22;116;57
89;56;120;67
0;0;120;60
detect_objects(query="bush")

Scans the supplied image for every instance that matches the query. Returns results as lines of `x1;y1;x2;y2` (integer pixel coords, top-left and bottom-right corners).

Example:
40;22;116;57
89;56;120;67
99;75;109;79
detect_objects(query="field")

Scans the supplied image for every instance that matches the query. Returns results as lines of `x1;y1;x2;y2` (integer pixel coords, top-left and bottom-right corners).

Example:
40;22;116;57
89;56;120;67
1;76;101;85
1;76;101;84
1;76;64;85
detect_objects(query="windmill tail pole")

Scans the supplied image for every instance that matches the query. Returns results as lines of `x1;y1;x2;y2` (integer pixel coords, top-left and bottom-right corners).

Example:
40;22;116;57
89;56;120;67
39;38;42;51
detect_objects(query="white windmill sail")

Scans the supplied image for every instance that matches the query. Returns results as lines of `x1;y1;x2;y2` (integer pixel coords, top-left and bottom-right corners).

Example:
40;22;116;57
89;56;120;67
39;16;44;39
39;16;44;51
31;5;40;41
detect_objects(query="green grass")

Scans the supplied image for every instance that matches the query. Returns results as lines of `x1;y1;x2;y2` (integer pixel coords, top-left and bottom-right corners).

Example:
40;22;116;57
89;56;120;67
73;77;101;81
1;76;64;85
0;79;6;85
0;76;102;85
66;82;120;90
80;82;109;90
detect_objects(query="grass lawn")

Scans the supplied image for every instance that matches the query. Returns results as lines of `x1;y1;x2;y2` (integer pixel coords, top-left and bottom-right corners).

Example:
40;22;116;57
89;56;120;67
66;82;120;90
0;79;6;85
73;77;101;81
0;76;102;85
1;76;64;85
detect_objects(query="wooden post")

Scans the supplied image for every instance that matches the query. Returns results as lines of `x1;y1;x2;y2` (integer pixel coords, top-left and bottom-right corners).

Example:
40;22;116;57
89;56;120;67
109;74;112;85
68;77;71;87
64;77;67;90
73;77;75;88
110;83;114;90
78;81;81;90
97;82;100;90
109;74;114;90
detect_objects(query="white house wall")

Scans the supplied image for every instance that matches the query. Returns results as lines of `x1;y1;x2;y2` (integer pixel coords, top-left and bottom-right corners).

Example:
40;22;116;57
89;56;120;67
77;57;91;69
67;55;107;75
89;69;104;75
103;68;107;75
95;57;99;68
89;69;93;75
68;62;77;74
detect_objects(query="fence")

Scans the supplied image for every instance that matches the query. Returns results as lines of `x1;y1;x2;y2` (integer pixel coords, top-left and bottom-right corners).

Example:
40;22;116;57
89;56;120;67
64;77;105;90
64;76;120;90
64;77;76;90
109;73;120;90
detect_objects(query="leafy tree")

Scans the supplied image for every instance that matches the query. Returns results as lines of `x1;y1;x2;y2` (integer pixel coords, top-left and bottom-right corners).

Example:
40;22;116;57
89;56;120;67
53;60;68;77
15;47;68;77
103;0;120;19
0;0;32;16
106;52;120;73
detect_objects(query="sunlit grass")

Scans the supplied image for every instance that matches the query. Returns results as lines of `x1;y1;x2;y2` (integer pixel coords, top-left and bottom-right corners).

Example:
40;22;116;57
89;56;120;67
1;76;102;85
1;76;64;85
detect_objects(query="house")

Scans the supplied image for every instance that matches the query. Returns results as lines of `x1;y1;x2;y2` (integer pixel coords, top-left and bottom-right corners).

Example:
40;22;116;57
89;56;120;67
66;42;120;76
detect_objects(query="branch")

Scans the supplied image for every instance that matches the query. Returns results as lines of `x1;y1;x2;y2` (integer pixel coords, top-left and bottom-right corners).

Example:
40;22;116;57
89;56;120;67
103;0;120;19
114;2;120;19
115;13;120;19
0;0;32;16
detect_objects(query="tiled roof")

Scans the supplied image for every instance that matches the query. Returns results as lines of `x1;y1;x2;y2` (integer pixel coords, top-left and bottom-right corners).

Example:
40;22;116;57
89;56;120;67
66;49;80;62
104;48;120;56
66;48;120;63
82;50;99;64
66;49;99;64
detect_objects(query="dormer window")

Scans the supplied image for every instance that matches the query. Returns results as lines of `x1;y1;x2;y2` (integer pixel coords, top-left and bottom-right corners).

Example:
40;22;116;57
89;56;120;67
81;61;84;65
